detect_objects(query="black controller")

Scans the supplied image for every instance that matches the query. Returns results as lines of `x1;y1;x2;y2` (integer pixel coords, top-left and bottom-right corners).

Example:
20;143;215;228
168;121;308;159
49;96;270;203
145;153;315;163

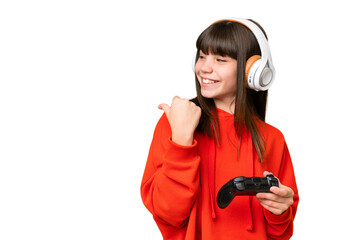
217;174;279;209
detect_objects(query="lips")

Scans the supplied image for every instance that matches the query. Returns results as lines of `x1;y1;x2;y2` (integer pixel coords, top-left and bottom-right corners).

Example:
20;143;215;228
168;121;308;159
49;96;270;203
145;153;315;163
201;77;220;85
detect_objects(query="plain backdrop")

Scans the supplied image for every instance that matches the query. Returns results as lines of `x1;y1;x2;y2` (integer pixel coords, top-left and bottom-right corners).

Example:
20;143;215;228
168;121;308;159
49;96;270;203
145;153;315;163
1;0;359;239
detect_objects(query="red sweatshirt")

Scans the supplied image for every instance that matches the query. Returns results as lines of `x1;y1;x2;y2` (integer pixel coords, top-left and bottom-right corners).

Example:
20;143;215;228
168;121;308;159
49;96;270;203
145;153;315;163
141;108;299;240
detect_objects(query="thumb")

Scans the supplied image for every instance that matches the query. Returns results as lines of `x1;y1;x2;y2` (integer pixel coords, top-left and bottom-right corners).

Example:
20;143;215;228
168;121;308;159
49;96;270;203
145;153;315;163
263;171;282;187
158;103;171;115
263;171;272;177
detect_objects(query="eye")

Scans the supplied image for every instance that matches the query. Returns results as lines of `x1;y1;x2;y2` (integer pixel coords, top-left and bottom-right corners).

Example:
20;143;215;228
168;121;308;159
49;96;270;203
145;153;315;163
216;58;227;62
198;52;207;60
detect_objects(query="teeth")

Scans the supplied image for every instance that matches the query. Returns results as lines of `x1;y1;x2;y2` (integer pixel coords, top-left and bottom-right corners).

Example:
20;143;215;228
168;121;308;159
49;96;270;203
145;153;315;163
203;79;216;84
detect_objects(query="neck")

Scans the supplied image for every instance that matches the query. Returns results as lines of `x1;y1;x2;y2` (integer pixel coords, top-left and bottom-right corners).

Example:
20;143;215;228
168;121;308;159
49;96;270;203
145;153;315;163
214;98;235;114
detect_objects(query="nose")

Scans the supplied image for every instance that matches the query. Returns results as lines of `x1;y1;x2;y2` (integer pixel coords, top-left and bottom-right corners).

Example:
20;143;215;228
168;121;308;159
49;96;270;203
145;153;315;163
197;57;213;73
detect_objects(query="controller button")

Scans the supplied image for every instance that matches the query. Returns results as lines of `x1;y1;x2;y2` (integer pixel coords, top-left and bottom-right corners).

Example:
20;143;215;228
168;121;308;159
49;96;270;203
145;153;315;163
235;182;245;190
234;177;245;182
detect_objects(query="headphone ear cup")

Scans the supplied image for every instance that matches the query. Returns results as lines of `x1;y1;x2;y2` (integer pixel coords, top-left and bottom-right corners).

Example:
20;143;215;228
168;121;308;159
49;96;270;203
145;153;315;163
245;55;261;89
192;55;197;73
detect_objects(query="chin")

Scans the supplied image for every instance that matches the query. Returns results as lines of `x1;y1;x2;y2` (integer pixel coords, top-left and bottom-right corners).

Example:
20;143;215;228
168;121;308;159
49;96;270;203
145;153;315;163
200;90;216;99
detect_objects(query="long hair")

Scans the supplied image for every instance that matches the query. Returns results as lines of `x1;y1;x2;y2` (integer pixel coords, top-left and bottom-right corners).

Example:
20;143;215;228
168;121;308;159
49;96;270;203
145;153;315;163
191;19;269;162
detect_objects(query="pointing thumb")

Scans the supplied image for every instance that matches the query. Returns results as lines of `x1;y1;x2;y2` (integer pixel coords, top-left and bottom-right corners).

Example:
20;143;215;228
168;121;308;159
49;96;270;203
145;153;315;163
158;103;171;115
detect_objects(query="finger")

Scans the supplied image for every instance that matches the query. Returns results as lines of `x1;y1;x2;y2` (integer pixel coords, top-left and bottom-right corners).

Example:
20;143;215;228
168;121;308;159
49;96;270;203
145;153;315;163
270;185;294;198
257;190;294;208
258;196;292;215
257;198;289;210
258;201;287;216
172;96;181;103
256;192;282;203
263;171;279;183
263;171;272;177
158;103;171;115
263;171;282;188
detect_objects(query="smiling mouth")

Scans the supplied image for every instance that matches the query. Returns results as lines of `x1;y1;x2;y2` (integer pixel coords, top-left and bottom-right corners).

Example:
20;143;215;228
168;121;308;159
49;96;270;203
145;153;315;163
201;78;219;85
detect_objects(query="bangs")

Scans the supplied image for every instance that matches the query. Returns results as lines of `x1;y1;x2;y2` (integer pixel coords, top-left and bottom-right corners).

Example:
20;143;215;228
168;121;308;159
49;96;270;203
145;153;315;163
196;21;238;59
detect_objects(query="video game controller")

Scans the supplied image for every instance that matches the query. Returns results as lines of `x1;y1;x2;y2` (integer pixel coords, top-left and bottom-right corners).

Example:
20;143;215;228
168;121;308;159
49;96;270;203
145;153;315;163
217;174;279;209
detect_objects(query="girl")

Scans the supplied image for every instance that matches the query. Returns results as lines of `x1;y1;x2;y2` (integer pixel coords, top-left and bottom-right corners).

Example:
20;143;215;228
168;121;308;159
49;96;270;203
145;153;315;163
141;18;299;240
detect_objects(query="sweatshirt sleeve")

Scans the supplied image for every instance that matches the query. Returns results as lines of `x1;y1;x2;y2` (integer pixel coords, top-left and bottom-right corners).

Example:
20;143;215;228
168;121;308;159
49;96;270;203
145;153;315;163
264;141;299;240
140;113;201;228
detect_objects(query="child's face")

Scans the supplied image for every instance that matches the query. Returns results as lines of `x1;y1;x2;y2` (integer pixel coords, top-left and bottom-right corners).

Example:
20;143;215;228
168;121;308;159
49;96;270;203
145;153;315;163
195;51;237;107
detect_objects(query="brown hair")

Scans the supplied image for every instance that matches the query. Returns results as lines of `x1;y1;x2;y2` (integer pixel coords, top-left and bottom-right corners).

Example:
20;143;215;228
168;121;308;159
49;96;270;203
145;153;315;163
191;19;268;162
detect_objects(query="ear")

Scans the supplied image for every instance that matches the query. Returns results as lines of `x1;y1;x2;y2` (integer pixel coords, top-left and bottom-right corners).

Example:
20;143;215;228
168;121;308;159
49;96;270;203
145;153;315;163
245;55;261;88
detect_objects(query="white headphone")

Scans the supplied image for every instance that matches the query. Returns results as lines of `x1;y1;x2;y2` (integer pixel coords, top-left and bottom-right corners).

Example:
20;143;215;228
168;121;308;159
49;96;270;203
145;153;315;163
195;18;276;91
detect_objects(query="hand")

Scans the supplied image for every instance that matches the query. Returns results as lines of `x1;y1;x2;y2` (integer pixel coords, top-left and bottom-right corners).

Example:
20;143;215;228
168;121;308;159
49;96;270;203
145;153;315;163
256;171;294;215
158;96;201;146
